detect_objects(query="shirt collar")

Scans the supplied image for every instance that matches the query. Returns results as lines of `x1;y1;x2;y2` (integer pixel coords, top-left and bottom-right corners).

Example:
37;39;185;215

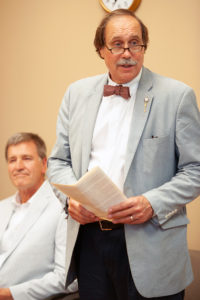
11;192;32;209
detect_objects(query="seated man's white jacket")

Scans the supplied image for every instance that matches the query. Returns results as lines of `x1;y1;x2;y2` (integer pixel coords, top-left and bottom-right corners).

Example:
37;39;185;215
0;180;68;300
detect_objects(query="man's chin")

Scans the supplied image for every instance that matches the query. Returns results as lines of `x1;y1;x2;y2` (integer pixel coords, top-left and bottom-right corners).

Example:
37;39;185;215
12;179;30;189
118;73;136;84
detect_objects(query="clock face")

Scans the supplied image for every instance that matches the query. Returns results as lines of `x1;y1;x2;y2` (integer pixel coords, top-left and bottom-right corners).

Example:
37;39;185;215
100;0;139;12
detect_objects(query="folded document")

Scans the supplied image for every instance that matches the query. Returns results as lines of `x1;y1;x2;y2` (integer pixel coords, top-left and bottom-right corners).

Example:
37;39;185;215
53;166;127;220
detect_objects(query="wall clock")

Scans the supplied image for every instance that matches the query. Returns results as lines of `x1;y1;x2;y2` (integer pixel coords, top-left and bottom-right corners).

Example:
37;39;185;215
99;0;142;12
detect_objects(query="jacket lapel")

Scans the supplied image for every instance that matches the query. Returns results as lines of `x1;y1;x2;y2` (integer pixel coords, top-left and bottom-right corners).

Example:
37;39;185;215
0;199;14;239
124;68;154;181
1;182;50;263
80;68;154;182
81;75;108;175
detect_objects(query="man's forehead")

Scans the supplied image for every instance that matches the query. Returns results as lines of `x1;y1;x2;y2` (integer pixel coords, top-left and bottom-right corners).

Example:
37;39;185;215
105;16;142;38
7;141;37;156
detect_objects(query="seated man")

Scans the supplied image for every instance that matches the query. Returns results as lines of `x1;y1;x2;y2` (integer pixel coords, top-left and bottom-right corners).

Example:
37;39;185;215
0;132;77;300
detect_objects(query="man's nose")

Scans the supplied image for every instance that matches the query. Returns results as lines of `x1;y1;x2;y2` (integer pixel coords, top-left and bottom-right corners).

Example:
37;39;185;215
121;47;132;58
15;159;24;169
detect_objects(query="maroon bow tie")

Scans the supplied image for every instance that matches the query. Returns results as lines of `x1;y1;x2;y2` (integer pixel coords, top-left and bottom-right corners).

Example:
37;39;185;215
103;84;130;100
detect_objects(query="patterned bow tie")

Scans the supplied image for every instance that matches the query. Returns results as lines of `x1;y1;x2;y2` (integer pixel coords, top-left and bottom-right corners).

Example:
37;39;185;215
103;84;130;100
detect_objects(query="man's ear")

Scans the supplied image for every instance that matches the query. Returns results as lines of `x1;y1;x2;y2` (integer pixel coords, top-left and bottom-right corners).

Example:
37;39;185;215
42;157;47;174
99;48;105;60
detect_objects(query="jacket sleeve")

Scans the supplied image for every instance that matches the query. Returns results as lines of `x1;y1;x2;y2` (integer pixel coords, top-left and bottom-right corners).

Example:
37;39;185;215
47;88;78;205
144;87;200;227
47;88;77;186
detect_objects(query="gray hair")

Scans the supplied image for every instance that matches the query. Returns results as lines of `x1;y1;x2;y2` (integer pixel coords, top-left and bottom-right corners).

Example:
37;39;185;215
5;132;47;161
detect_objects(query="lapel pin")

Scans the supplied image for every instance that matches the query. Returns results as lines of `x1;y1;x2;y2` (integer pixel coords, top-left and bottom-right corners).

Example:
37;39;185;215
144;97;149;113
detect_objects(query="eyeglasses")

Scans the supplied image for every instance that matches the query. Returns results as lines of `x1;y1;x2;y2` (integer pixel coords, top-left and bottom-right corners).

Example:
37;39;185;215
106;44;145;55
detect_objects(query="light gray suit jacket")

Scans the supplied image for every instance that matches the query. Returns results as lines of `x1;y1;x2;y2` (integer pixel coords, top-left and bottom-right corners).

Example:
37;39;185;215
47;67;200;297
0;181;68;300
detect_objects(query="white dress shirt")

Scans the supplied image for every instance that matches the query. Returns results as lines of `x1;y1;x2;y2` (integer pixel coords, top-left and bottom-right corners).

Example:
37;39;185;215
89;69;142;191
0;194;32;268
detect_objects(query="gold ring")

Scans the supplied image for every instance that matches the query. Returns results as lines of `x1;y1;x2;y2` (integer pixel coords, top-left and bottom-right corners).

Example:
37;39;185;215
130;215;134;222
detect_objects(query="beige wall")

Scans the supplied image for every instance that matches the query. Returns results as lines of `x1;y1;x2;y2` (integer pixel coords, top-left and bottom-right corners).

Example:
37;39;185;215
0;0;199;249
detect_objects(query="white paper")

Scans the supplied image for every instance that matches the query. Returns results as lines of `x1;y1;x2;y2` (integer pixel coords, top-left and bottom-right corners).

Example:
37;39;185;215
53;166;127;220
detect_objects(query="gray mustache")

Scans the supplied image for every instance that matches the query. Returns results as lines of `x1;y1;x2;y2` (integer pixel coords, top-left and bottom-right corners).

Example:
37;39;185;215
117;59;137;66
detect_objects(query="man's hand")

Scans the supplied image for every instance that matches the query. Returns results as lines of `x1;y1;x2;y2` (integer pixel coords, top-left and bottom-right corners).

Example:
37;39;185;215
68;198;99;225
107;195;154;224
0;288;13;300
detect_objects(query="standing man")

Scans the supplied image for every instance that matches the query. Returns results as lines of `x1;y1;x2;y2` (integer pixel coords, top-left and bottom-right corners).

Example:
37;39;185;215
48;9;200;300
0;132;76;300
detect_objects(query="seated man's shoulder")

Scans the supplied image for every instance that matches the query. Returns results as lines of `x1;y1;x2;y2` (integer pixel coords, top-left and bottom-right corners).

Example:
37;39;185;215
0;195;14;207
42;181;64;210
